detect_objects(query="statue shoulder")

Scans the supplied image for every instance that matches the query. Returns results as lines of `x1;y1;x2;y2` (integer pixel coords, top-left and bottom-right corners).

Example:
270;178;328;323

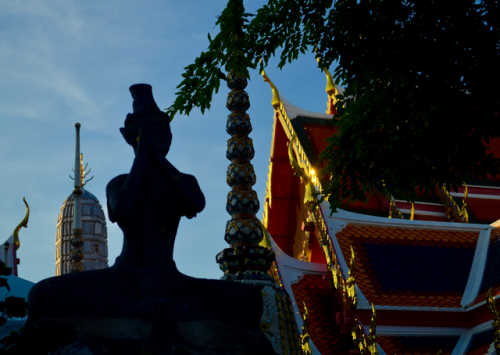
106;174;129;223
106;174;128;195
176;172;206;219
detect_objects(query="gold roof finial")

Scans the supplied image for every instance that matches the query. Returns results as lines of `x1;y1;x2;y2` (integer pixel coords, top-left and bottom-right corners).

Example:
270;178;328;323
12;197;29;250
261;67;281;109
70;152;94;187
316;57;336;96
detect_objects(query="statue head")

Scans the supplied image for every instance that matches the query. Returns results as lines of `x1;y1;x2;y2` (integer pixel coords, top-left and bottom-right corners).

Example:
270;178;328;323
120;84;172;156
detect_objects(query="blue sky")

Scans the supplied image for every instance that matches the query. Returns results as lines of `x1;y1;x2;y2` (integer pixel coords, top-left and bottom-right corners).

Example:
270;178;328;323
0;0;333;283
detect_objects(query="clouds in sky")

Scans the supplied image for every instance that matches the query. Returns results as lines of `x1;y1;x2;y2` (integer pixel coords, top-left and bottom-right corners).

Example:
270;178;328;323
0;0;333;283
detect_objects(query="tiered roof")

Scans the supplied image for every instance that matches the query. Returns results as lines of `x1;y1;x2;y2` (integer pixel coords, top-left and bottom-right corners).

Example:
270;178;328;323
261;71;500;355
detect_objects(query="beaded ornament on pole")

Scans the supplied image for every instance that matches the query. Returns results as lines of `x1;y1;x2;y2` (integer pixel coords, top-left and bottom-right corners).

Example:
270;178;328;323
216;72;275;284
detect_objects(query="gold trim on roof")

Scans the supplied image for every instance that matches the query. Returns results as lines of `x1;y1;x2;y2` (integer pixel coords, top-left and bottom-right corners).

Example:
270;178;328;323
487;287;500;354
261;68;281;109
329;244;357;310
13;197;29;251
300;302;312;355
261;104;322;230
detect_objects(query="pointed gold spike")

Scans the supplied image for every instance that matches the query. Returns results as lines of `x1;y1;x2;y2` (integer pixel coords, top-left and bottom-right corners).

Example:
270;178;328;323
79;153;94;187
261;68;281;109
13;197;29;250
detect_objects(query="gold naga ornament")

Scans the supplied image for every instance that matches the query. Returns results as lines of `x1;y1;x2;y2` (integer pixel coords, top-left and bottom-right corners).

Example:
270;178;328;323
486;287;500;354
352;303;378;355
287;128;379;351
329;245;358;310
300;302;312;355
12;198;30;250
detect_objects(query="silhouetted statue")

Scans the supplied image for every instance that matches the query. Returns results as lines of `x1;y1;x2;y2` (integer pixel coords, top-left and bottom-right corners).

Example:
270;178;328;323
19;84;273;355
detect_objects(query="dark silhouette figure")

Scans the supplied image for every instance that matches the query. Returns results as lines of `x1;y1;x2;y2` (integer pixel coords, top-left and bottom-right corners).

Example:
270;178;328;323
20;84;273;355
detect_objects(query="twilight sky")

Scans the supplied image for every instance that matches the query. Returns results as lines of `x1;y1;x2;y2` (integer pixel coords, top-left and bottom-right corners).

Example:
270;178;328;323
0;0;334;283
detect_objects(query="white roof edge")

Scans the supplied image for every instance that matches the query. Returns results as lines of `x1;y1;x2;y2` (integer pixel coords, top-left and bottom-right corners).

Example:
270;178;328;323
321;203;491;233
368;325;471;335
270;234;328;276
279;92;334;121
269;235;324;355
461;227;492;308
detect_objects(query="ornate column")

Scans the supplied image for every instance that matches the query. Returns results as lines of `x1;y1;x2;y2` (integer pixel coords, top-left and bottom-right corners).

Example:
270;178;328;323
216;72;275;283
215;72;303;354
70;123;83;273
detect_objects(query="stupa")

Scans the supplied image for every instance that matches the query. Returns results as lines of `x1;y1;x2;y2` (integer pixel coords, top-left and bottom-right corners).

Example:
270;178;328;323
54;125;108;276
55;188;108;275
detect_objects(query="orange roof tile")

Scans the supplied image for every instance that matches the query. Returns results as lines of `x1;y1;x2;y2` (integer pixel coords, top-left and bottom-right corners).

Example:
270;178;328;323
335;225;480;308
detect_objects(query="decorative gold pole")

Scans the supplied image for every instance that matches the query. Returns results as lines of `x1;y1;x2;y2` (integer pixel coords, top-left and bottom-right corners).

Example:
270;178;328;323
70;123;83;273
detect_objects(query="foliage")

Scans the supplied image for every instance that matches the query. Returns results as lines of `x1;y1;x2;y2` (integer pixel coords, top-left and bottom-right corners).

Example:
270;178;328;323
171;0;500;211
0;261;28;352
166;0;255;120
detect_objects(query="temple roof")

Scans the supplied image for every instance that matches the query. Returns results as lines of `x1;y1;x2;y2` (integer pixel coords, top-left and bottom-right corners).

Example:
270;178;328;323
262;74;500;354
279;93;334;121
335;224;478;308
